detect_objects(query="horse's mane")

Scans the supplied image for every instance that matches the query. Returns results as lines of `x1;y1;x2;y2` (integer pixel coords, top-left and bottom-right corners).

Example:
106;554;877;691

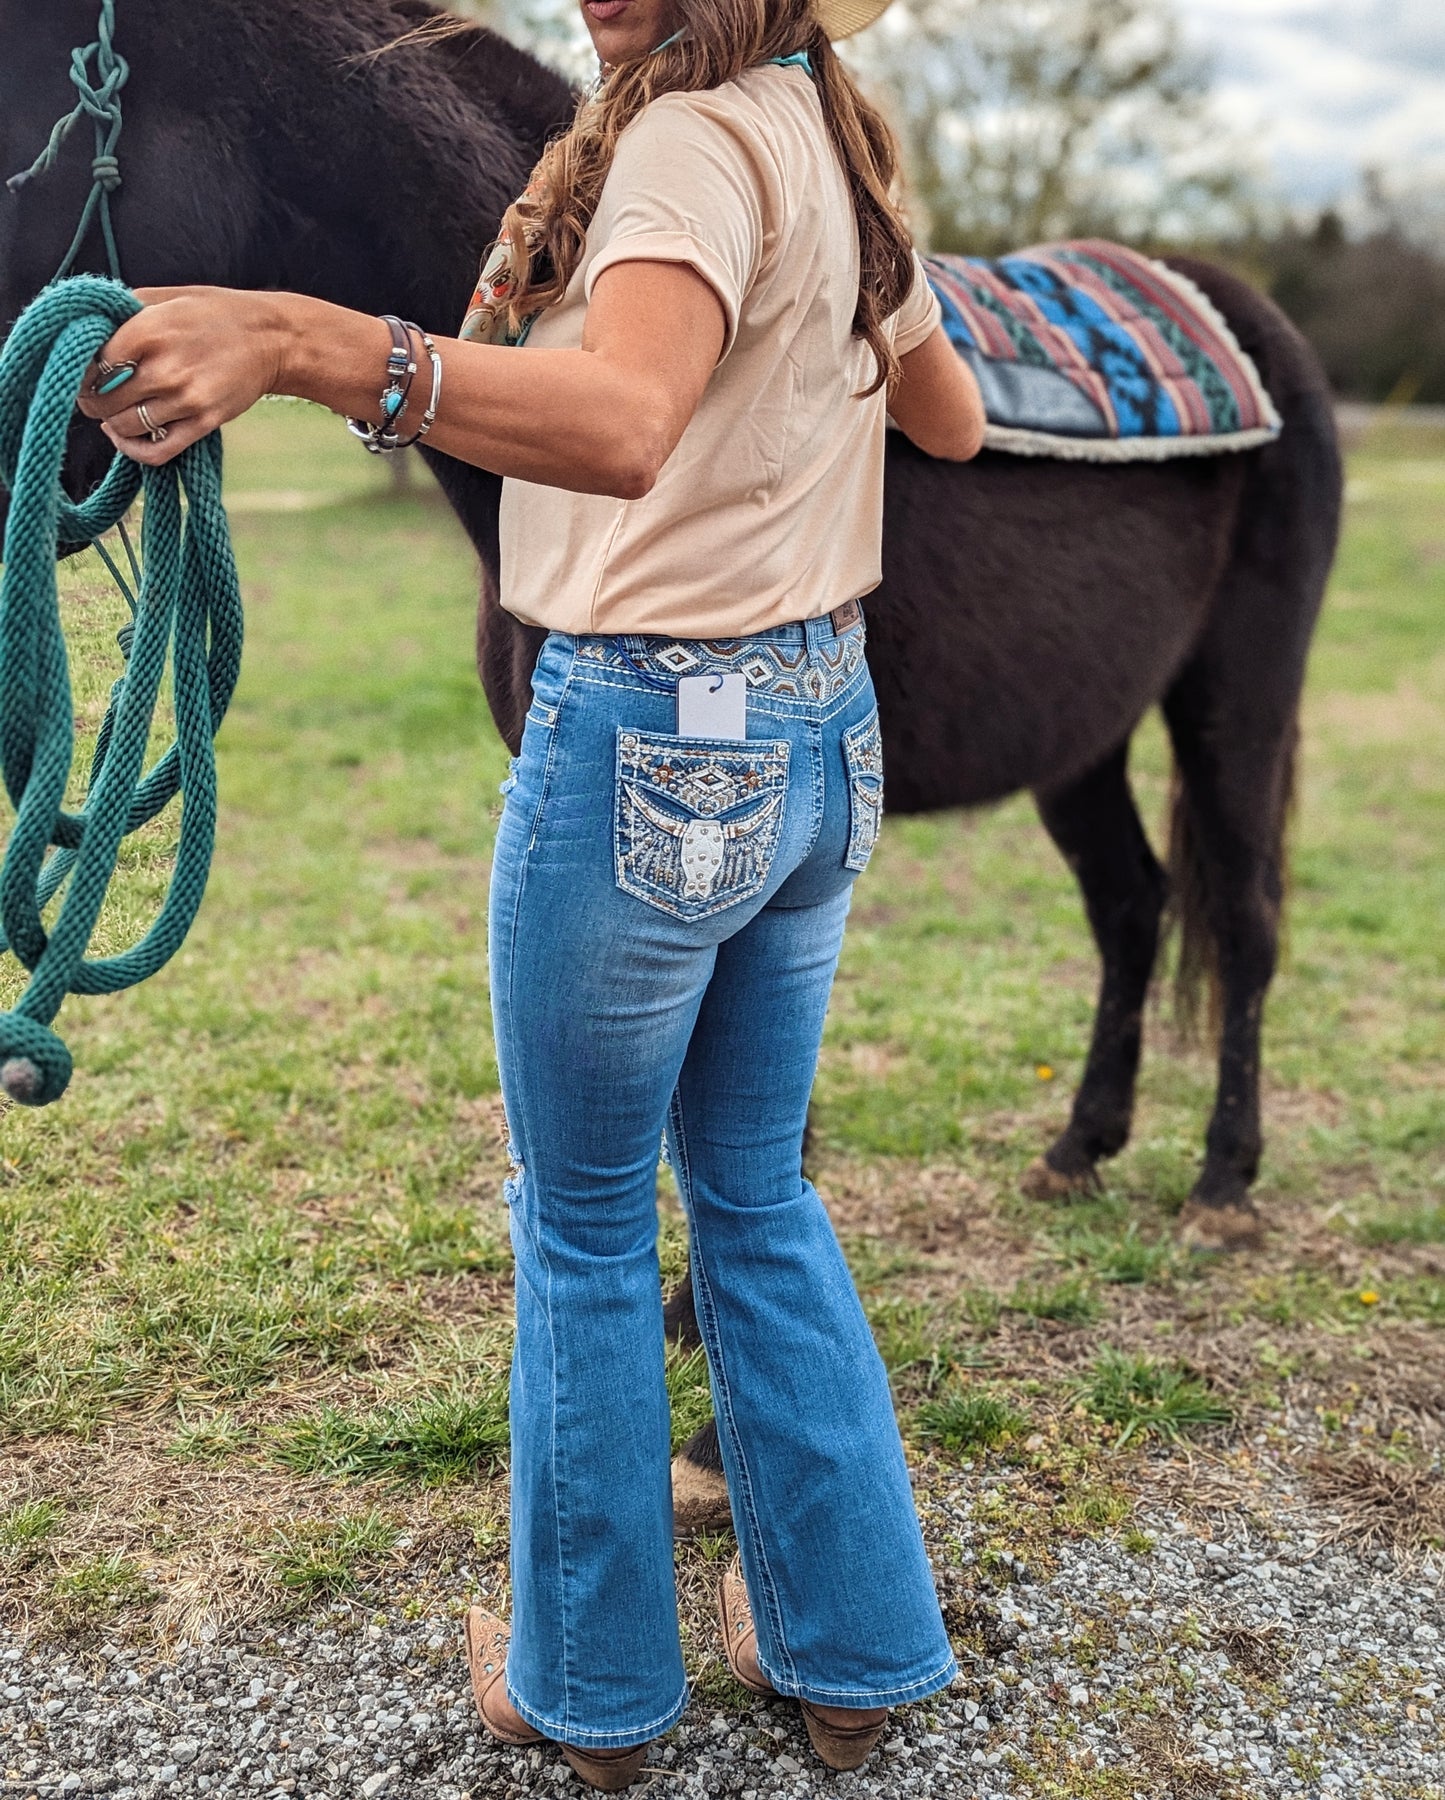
340;0;578;157
198;0;574;184
83;0;577;321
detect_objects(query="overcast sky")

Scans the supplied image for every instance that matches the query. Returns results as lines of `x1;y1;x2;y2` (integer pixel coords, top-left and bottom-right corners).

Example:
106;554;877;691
504;0;1445;214
1176;0;1445;207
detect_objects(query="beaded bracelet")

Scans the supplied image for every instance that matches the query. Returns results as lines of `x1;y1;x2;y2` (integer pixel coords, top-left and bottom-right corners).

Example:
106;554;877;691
345;314;418;454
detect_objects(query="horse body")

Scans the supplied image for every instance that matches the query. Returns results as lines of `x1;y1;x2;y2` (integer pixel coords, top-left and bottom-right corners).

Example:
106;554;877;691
0;0;1342;1256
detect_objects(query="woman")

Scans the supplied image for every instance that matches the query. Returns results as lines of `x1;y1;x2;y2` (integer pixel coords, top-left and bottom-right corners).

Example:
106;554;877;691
82;0;984;1787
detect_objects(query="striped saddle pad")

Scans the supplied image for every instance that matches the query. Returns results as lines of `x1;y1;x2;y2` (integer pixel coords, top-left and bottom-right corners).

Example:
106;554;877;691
923;240;1281;462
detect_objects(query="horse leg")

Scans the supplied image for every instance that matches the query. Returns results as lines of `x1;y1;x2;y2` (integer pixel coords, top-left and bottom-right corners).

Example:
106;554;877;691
663;1270;732;1535
1153;256;1341;1252
1021;743;1167;1199
662;1268;701;1346
1161;681;1294;1252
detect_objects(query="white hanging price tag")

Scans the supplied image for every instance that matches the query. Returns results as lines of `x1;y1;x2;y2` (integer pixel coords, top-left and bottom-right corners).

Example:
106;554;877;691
676;673;747;740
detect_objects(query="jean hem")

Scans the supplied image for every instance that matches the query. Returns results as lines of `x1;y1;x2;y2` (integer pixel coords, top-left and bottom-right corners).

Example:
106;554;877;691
504;1678;690;1749
754;1652;960;1709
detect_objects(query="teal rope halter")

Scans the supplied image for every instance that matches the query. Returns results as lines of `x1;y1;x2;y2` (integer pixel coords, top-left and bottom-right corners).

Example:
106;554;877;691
0;276;243;1104
6;0;129;283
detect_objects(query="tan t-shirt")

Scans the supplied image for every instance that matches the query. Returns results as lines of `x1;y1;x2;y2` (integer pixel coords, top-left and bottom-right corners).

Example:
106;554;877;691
496;63;940;637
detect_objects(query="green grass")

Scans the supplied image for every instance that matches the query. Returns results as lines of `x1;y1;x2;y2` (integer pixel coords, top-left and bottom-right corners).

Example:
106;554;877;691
1049;1205;1182;1285
0;401;1439;1630
958;1287;1004;1335
1078;1351;1232;1447
868;1297;959;1393
914;1385;1027;1453
272;1381;511;1485
1056;1485;1133;1535
1355;1202;1445;1247
49;1551;153;1627
1007;1275;1102;1325
665;1344;715;1453
268;1511;399;1598
167;1408;252;1463
0;1497;62;1553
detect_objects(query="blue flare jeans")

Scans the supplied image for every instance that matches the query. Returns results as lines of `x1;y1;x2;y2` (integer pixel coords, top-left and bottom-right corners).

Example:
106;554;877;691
488;613;957;1749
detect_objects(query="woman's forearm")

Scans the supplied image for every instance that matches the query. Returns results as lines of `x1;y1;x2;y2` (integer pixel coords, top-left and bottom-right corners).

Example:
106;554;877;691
271;290;683;499
82;267;721;483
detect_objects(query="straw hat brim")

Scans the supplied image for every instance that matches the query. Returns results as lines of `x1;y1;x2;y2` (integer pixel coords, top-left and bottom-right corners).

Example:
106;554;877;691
813;0;896;40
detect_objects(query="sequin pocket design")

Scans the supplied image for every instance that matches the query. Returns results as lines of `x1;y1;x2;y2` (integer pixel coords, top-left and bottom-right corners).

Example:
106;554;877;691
842;710;883;873
615;730;790;920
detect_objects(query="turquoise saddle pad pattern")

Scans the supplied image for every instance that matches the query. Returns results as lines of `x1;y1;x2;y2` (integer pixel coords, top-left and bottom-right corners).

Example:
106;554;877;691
924;240;1282;462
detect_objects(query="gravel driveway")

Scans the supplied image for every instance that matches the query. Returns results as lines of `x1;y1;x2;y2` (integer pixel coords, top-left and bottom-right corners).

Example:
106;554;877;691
2;1458;1441;1800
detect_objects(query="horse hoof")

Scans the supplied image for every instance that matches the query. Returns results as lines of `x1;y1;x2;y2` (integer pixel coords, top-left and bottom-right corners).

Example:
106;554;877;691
1176;1200;1263;1253
1020;1156;1100;1202
672;1456;732;1538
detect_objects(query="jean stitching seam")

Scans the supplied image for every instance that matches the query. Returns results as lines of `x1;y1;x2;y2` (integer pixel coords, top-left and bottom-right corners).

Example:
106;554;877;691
667;1092;800;1691
504;1684;690;1744
525;645;577;855
752;1651;960;1706
498;643;576;1734
811;721;826;852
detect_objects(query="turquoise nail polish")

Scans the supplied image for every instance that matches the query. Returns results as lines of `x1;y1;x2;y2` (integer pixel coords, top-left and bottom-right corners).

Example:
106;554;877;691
96;366;135;395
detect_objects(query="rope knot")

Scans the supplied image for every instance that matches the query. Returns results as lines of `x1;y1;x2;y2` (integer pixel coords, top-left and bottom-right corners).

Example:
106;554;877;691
91;154;121;192
0;1015;73;1107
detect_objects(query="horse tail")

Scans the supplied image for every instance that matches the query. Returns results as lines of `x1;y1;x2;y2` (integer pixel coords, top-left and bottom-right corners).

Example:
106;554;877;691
1156;254;1337;1050
1165;760;1216;1042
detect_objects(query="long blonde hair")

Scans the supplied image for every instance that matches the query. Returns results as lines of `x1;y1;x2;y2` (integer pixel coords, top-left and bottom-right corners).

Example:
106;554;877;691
501;0;915;392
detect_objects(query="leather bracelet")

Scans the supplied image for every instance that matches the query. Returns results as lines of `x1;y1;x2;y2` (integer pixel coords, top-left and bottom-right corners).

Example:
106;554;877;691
345;314;418;454
388;323;442;449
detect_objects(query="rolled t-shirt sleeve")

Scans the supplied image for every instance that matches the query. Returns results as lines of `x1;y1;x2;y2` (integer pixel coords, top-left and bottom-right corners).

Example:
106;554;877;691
890;251;943;356
583;94;769;355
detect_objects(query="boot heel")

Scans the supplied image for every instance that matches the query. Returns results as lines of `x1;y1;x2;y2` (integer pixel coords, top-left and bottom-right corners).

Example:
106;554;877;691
560;1744;651;1791
800;1700;889;1771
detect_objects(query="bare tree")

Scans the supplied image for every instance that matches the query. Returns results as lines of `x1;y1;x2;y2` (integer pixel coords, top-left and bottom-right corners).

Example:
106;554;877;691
1257;186;1445;404
843;0;1257;254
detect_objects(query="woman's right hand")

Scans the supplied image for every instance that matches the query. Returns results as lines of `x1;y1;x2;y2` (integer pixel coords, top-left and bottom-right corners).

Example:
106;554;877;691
76;286;302;466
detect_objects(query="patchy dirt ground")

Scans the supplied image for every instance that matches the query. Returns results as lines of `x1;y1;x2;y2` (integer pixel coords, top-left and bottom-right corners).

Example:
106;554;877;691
3;1149;1443;1800
1;1453;1441;1800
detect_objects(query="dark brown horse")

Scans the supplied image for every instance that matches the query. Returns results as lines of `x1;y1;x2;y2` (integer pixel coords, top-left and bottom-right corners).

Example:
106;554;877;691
1;0;1341;1509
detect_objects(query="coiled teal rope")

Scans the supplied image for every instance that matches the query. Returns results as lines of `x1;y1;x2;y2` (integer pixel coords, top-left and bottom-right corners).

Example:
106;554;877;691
0;275;243;1105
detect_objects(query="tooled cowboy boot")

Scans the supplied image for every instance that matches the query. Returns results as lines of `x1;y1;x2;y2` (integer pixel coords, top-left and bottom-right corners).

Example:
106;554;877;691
716;1555;890;1772
463;1608;651;1792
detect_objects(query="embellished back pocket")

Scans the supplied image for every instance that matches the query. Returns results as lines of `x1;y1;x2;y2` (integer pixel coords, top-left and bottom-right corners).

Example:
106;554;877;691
842;710;884;873
615;730;790;921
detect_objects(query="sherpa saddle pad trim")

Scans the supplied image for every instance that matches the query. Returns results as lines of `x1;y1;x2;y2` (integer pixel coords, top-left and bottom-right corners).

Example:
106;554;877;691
923;240;1282;462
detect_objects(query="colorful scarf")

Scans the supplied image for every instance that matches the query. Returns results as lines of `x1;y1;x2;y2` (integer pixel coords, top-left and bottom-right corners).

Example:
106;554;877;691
459;172;546;348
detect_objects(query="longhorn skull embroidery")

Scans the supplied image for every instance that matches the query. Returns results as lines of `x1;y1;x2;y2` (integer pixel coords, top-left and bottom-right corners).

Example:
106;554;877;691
625;785;782;900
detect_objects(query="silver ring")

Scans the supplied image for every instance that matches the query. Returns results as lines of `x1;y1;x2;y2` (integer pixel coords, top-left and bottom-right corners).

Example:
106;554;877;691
136;400;167;443
89;356;138;396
